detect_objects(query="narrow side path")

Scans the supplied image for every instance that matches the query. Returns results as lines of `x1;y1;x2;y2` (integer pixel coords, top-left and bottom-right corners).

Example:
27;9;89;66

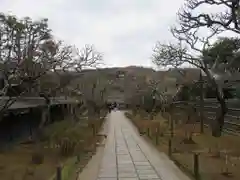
77;114;110;180
97;111;191;180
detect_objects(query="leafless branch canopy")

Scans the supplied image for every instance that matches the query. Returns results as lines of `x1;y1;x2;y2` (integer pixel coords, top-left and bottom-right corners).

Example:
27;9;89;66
152;25;222;70
0;13;103;98
178;0;240;33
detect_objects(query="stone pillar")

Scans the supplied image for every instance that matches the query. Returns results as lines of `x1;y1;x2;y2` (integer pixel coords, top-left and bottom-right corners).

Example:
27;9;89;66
48;105;51;123
41;107;47;127
8;112;14;142
69;104;74;121
70;104;73;115
64;104;67;114
54;105;60;120
60;104;63;114
29;109;33;138
65;104;69;114
73;106;77;121
61;104;66;118
68;104;71;114
64;104;67;115
40;105;50;128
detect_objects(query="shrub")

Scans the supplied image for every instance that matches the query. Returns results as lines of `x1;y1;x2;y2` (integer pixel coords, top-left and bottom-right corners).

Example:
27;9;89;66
59;138;76;157
31;151;44;164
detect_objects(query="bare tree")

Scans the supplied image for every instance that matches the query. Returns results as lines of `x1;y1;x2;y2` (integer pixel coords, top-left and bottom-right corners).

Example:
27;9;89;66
0;14;51;94
166;0;240;136
178;0;240;34
125;76;165;118
152;25;230;137
40;44;103;96
81;74;108;117
0;13;103;114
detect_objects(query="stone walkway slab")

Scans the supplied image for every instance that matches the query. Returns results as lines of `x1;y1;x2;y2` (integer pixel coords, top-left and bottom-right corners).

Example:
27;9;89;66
97;111;191;180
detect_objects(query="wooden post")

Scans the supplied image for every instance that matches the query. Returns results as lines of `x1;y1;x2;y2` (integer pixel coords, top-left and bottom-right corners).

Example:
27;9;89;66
170;114;174;137
155;133;159;145
9;113;13;142
29;123;33;138
155;126;159;145
56;165;62;180
69;104;74;121
73;106;77;121
168;113;170;126
92;124;96;136
28;109;33;138
76;155;80;163
199;71;204;133
193;153;199;179
47;105;51;123
168;139;172;157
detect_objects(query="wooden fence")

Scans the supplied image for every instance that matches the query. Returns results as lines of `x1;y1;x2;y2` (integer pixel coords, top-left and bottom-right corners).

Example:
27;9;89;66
171;100;240;135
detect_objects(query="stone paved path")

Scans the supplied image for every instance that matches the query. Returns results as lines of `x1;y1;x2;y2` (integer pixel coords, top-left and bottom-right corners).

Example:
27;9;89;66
97;111;191;180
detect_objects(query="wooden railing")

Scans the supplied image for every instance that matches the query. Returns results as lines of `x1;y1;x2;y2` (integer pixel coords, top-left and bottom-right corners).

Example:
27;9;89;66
171;100;240;135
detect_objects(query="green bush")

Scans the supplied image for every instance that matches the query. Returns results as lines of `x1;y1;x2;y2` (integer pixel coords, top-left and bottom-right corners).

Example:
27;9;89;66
41;119;91;152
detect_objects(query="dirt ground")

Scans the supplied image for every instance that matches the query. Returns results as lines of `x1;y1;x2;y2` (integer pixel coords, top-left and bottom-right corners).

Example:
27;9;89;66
127;111;240;180
0;116;104;180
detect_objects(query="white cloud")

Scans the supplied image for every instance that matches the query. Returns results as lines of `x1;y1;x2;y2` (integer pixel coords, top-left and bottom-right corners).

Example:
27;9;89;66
0;0;185;67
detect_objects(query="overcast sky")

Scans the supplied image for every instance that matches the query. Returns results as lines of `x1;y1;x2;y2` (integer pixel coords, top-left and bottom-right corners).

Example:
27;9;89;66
0;0;185;68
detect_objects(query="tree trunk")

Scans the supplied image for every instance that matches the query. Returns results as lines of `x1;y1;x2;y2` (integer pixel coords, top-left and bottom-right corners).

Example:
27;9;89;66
199;72;204;133
203;68;227;137
211;86;227;137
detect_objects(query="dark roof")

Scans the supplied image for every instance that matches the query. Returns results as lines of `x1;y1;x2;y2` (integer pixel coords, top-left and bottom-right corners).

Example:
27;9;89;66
0;96;78;111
